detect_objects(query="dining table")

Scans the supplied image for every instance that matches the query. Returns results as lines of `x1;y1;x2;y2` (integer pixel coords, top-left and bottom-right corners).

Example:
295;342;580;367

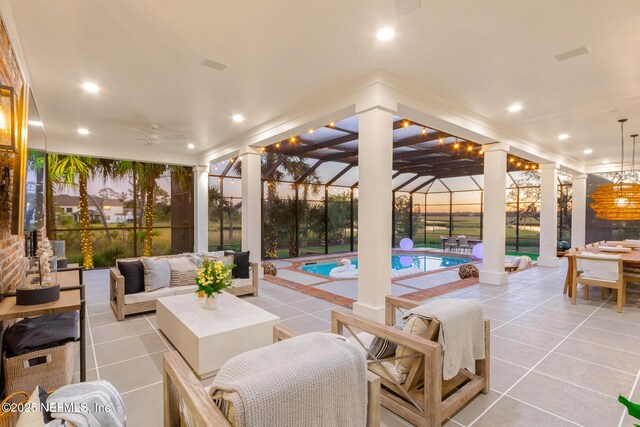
564;244;640;298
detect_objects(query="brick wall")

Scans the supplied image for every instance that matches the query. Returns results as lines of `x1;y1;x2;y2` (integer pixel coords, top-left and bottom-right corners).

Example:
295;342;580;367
0;15;27;292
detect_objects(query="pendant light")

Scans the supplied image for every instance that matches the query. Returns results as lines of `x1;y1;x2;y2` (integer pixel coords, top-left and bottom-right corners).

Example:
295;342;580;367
589;119;640;220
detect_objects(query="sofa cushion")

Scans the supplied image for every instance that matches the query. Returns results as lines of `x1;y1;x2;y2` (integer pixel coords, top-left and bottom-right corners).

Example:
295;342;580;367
173;285;197;297
231;278;252;289
231;251;250;279
117;260;145;294
168;256;198;287
141;257;171;292
124;286;175;305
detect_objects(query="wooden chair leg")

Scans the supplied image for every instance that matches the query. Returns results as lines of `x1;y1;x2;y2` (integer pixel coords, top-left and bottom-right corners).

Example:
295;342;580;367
571;281;577;305
584;285;589;301
600;287;606;300
563;271;570;295
617;289;623;313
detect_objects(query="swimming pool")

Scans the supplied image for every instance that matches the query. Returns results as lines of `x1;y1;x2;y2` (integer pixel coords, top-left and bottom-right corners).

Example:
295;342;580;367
300;254;472;277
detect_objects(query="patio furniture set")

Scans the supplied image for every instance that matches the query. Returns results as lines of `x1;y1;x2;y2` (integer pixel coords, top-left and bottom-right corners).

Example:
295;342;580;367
564;240;640;313
440;236;482;252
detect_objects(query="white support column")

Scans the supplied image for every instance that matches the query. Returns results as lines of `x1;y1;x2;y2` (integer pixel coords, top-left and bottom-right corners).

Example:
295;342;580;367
479;143;509;285
193;165;209;253
354;90;396;322
538;163;560;267
241;147;262;266
571;174;588;248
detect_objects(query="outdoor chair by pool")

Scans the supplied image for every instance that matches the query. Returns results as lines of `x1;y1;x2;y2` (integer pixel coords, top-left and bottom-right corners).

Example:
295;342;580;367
331;296;490;427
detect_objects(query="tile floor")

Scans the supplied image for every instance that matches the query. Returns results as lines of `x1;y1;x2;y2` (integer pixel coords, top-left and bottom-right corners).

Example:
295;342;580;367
77;259;640;426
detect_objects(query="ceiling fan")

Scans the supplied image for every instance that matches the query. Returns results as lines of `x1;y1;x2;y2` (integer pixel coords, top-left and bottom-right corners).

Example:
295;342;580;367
129;125;188;146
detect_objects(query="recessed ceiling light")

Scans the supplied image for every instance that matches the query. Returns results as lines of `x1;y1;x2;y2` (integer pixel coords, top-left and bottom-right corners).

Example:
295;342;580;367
507;103;523;113
602;159;610;164
27;120;43;127
583;149;593;154
77;128;90;135
187;143;195;149
82;82;100;93
232;114;245;123
376;27;395;41
558;133;569;140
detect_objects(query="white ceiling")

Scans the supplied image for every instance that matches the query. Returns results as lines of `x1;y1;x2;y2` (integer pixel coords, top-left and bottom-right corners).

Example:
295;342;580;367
6;0;640;168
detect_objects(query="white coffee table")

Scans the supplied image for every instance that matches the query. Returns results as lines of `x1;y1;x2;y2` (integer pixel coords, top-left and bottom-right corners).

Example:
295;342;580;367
156;292;280;378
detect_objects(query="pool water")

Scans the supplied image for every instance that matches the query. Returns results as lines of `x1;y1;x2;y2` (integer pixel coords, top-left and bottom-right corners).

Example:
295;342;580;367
300;254;472;277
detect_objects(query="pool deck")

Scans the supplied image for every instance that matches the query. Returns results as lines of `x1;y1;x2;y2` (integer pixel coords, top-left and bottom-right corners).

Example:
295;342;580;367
264;250;523;307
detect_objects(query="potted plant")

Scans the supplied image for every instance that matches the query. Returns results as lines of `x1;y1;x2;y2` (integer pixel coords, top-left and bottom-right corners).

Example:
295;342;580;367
195;259;235;310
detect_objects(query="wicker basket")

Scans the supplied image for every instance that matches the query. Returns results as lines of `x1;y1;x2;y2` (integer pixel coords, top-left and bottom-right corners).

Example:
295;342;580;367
3;342;74;397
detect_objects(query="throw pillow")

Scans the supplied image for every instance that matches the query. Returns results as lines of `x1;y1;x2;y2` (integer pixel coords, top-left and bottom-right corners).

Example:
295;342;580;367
395;315;429;375
15;386;47;427
141;257;171;292
188;254;203;268
367;323;404;360
117;260;145;294
231;251;250;279
168;257;198;287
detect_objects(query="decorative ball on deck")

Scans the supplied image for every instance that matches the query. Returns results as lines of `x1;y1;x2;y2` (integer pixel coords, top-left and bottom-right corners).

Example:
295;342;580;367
458;264;479;279
261;261;277;276
472;243;483;260
399;238;414;251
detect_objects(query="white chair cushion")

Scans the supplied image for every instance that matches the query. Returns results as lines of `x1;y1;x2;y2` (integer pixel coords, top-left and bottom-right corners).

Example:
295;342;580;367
232;278;252;289
124;286;176;304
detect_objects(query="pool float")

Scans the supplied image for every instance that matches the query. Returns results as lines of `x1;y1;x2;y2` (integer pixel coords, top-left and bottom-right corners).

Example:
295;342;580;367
329;259;358;279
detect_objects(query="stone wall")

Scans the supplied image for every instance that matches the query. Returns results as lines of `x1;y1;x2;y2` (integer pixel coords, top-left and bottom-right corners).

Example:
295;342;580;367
0;15;27;292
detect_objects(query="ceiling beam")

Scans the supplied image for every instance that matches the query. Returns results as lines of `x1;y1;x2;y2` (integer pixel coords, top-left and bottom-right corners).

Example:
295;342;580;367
220;157;238;178
262;155;287;179
393;174;422;192
411;177;437;193
326;162;356;186
295;160;325;184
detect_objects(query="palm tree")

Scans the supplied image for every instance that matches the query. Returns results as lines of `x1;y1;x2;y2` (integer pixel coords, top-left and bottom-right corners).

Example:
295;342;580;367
48;154;95;269
232;153;321;257
132;162;167;256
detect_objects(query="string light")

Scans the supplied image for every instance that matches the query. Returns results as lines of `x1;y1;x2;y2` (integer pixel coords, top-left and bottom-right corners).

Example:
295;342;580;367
525;165;530;169
439;137;444;144
290;136;296;143
517;162;522;167
509;158;515;163
276;142;280;148
309;128;314;134
329;121;335;127
421;128;427;135
453;143;460;149
230;158;234;163
403;120;410;127
479;150;484;155
467;145;473;152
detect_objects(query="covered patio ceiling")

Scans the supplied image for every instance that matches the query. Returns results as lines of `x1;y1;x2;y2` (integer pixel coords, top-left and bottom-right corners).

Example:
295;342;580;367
259;116;537;187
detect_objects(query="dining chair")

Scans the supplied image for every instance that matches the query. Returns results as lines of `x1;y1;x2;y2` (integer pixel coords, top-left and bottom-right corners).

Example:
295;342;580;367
444;237;457;252
457;237;470;253
573;254;626;313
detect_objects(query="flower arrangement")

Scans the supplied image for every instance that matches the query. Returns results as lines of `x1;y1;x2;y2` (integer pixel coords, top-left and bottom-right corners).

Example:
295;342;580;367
195;259;235;299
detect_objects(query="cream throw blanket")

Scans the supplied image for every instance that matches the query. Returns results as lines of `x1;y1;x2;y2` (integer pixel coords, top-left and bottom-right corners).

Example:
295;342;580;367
211;332;367;427
404;298;485;380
